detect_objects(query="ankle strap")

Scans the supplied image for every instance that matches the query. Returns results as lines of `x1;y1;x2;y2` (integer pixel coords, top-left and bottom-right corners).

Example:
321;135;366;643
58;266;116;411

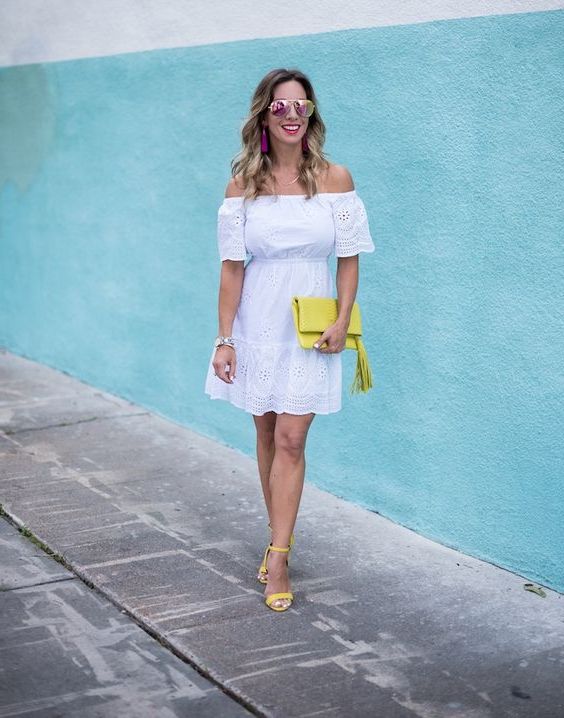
269;544;290;553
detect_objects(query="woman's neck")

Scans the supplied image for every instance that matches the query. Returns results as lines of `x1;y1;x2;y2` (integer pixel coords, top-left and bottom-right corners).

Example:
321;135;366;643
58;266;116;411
269;142;303;173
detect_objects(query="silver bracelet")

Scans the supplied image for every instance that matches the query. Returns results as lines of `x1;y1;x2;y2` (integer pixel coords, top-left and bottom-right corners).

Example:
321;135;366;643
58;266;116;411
214;335;235;349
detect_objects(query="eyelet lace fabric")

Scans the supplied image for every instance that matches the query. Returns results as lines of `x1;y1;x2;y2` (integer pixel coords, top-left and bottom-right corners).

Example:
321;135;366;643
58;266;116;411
332;191;375;257
205;190;375;415
217;201;247;261
205;338;342;415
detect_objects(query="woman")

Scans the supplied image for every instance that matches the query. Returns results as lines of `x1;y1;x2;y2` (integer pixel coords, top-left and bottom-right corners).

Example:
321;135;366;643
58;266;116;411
204;68;375;612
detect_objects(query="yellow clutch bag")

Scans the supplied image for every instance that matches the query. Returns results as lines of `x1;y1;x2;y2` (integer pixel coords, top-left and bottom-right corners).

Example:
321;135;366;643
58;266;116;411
291;296;373;394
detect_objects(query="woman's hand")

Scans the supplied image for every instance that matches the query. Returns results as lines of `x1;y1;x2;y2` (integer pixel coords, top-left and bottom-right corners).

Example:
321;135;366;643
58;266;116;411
313;320;348;354
213;345;236;383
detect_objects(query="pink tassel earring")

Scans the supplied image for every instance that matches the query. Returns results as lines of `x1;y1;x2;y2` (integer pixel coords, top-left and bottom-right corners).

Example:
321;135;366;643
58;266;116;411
261;126;269;153
302;133;309;153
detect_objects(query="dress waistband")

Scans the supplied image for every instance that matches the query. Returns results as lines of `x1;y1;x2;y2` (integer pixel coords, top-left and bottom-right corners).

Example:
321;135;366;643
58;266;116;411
248;256;329;263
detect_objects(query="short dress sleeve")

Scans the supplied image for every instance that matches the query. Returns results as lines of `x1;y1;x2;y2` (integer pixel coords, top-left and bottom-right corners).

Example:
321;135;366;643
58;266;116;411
217;197;247;261
332;190;375;257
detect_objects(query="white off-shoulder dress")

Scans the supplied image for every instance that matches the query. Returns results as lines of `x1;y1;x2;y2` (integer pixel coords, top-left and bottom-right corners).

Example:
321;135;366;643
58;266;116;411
204;190;375;416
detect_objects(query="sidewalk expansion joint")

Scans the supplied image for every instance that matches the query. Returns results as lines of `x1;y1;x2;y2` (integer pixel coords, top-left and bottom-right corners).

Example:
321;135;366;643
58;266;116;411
67;562;266;716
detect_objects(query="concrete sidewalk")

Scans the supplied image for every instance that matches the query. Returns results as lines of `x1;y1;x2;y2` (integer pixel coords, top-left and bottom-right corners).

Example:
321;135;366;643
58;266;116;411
1;348;563;718
0;513;253;717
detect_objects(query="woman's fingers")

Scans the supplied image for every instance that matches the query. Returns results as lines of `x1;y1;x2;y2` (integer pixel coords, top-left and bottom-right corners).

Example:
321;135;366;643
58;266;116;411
214;360;232;383
313;331;329;350
314;327;345;354
213;347;236;383
227;354;237;382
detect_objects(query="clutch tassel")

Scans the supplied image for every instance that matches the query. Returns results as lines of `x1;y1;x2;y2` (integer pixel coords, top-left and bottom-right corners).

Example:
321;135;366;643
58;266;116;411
350;337;373;394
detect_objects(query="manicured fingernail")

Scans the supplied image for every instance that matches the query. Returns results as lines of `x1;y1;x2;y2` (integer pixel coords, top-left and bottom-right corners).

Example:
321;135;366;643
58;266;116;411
313;343;319;348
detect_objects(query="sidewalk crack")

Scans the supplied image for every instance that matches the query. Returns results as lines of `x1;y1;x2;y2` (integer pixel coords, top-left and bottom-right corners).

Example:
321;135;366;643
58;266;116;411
2;411;150;435
1;575;76;592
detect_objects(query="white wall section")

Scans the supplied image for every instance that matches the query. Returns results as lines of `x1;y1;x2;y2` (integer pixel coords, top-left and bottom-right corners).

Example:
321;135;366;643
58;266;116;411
1;0;563;67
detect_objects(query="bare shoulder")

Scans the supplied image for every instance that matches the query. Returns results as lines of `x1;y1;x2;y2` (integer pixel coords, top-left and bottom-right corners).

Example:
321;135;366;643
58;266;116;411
323;164;355;193
225;174;245;198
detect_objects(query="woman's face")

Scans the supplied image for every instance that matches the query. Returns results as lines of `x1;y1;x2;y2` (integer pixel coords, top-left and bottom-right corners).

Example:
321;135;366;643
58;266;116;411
263;79;310;149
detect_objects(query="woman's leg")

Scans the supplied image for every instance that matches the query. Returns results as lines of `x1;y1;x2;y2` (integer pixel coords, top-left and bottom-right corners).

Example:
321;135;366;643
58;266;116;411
265;411;316;607
252;411;278;522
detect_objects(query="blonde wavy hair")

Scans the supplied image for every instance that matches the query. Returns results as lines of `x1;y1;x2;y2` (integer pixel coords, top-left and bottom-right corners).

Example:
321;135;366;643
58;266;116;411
231;68;331;201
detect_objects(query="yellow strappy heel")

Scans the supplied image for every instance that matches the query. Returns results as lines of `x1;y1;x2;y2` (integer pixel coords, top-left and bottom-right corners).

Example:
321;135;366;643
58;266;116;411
257;523;295;584
263;544;294;612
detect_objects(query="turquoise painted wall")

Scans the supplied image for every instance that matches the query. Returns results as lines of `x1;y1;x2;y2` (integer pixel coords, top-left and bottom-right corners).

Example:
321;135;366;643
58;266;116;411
1;11;563;590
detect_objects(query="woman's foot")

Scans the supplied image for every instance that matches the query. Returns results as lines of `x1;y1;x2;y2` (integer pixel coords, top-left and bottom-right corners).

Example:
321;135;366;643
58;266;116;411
264;545;293;610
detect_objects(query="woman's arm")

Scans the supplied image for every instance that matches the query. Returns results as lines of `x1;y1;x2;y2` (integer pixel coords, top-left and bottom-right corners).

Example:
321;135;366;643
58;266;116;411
315;165;358;354
213;259;244;383
315;256;358;353
218;260;244;336
213;175;246;382
335;254;359;327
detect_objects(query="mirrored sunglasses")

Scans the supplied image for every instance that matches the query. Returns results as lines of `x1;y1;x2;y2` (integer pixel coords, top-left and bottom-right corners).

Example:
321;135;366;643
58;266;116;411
268;98;315;118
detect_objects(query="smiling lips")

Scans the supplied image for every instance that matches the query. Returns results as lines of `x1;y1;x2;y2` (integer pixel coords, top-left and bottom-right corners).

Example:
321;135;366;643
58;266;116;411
281;124;301;135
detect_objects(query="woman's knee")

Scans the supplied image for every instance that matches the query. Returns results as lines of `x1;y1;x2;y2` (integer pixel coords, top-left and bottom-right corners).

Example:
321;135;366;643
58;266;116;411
274;417;313;459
